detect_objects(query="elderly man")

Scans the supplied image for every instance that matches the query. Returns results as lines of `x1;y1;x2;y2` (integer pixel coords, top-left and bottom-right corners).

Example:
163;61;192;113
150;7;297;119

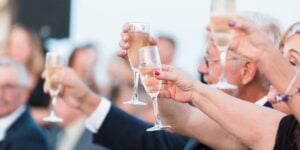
0;56;49;149
43;12;282;149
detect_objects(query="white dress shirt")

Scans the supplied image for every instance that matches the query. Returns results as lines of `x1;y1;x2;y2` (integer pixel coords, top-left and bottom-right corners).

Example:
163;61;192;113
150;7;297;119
254;96;268;106
85;97;111;133
0;105;25;141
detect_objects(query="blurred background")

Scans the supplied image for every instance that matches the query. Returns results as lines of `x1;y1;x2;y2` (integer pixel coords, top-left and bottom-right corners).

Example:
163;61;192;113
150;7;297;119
7;0;300;83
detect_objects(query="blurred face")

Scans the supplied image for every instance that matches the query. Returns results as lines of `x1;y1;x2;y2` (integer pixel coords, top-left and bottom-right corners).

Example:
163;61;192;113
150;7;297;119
0;66;26;117
72;48;98;83
7;27;33;65
158;38;175;64
198;37;243;86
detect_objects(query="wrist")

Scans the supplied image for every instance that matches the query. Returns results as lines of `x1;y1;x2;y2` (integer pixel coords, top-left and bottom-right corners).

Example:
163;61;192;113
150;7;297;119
80;91;101;116
190;80;203;105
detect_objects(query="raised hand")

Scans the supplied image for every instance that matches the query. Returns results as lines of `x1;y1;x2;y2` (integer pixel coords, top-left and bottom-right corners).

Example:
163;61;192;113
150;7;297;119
117;23;157;60
228;16;277;62
42;68;95;110
155;65;198;103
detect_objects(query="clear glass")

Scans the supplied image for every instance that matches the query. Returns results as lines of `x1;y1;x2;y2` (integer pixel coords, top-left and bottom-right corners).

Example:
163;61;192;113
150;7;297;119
123;22;150;105
138;46;171;131
210;0;237;89
43;52;65;123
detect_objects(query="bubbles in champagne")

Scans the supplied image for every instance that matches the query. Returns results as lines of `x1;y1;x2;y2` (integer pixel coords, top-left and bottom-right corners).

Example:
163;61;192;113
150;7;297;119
128;32;149;69
139;66;161;95
46;67;64;96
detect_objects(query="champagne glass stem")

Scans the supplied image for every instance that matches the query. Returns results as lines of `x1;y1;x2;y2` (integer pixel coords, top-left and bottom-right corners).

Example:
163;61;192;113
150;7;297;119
50;94;58;117
151;95;162;126
219;50;227;81
132;69;140;101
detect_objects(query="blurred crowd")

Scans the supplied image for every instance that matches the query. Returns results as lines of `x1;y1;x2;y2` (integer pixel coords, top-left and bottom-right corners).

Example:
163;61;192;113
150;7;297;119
1;1;300;150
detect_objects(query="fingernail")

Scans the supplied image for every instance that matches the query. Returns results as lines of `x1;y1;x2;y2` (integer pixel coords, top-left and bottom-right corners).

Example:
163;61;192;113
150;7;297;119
155;71;160;76
228;20;236;28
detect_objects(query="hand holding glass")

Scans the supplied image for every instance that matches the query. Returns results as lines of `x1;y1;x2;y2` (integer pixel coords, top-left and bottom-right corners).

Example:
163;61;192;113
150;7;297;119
123;22;150;105
210;0;237;89
43;52;65;123
139;46;171;131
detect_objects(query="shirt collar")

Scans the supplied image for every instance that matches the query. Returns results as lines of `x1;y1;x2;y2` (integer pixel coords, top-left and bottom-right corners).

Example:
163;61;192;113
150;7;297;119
255;96;268;106
0;105;26;141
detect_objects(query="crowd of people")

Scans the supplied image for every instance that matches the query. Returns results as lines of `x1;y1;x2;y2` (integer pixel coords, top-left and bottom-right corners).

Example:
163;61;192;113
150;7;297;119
1;1;300;150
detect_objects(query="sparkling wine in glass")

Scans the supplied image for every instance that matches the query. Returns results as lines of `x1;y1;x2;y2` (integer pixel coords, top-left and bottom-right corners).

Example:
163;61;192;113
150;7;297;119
43;52;65;123
123;22;150;105
210;0;237;89
139;46;171;131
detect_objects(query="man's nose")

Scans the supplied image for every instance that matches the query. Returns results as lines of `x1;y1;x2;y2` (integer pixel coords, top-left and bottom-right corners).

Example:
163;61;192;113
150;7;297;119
198;59;208;74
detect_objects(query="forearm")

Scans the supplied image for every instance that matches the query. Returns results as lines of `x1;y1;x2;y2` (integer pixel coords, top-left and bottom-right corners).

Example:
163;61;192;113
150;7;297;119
159;98;248;149
258;50;300;120
191;82;285;149
158;98;192;132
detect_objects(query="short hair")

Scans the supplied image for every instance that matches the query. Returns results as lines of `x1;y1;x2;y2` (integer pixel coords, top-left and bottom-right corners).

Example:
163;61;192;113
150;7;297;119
239;12;283;90
158;34;177;49
0;56;29;86
239;11;283;46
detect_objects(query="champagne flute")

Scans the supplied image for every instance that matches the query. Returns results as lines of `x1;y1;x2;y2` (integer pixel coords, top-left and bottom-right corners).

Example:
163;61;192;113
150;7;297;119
43;52;65;123
123;22;150;105
138;46;171;131
210;0;237;89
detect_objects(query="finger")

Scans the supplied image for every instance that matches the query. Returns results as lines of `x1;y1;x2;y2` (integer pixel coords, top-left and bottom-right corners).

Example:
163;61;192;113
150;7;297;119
119;40;130;50
161;65;175;72
149;37;157;45
117;50;128;59
121;32;129;42
155;68;179;82
122;23;130;33
158;91;171;99
228;16;256;34
43;80;49;93
41;70;46;79
206;25;211;32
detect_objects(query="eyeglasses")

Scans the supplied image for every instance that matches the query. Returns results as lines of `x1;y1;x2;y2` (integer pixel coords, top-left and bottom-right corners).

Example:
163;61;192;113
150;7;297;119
204;56;240;68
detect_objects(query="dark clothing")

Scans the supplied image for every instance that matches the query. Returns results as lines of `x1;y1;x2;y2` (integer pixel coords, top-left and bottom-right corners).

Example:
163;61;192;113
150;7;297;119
28;78;50;107
93;105;196;150
274;115;300;150
0;107;50;150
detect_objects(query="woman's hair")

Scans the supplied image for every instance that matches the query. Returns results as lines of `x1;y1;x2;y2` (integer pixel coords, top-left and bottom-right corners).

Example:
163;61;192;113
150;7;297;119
68;43;100;93
5;24;44;77
278;22;300;51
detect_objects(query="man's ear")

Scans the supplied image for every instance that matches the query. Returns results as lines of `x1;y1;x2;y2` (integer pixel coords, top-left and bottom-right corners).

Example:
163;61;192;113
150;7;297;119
240;61;257;85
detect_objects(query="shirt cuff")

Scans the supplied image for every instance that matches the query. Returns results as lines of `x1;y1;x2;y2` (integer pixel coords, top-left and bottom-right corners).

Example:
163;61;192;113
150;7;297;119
85;97;111;133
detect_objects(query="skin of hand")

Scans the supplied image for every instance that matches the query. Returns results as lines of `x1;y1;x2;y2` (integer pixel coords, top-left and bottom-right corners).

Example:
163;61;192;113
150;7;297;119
228;16;276;63
42;68;99;116
154;65;198;104
117;23;157;59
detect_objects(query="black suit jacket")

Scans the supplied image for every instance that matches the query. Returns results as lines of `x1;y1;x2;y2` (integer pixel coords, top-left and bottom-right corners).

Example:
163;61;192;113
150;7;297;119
0;107;50;150
93;105;194;150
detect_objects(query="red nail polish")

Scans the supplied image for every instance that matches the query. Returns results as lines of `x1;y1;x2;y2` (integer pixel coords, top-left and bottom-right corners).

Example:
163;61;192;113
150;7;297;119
155;71;160;76
228;20;236;27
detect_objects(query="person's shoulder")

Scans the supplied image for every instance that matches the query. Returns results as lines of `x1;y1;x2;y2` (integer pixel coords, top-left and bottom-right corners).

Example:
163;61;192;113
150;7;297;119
6;109;50;149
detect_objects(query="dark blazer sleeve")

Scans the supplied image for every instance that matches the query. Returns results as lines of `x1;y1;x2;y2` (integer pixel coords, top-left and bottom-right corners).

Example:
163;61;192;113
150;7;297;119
93;105;188;150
